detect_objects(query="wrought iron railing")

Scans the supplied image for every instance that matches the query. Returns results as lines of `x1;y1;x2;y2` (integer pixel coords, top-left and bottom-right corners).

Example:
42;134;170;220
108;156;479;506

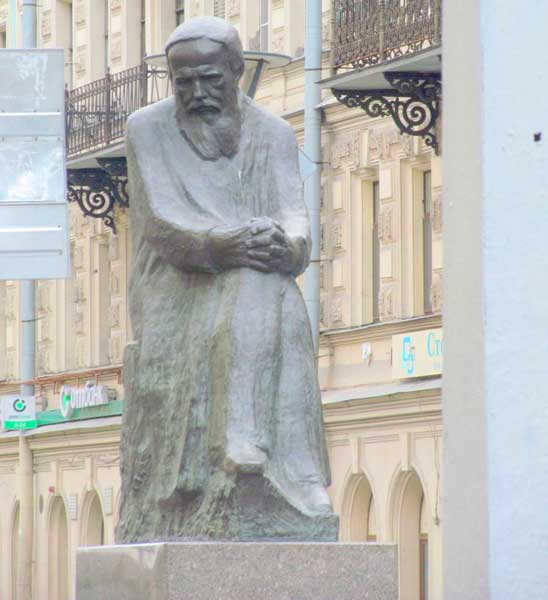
66;64;171;158
333;0;442;70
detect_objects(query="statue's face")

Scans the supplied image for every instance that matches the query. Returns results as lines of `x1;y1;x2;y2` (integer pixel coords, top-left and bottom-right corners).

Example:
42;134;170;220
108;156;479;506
168;38;239;124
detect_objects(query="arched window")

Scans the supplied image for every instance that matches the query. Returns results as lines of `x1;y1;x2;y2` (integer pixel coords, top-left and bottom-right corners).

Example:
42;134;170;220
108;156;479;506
419;494;429;600
367;494;377;542
11;502;20;600
83;492;105;547
48;497;69;600
397;472;430;600
343;475;377;542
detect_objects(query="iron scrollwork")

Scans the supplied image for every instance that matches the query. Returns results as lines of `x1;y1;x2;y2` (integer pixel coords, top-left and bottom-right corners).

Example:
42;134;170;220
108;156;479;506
333;72;442;154
67;158;129;233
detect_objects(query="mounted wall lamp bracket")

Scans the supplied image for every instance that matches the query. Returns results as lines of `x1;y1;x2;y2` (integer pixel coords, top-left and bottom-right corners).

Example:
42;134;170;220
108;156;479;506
333;72;442;154
67;158;128;233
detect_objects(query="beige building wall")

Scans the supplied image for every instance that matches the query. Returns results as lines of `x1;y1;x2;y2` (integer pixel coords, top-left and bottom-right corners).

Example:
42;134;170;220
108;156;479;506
0;2;444;599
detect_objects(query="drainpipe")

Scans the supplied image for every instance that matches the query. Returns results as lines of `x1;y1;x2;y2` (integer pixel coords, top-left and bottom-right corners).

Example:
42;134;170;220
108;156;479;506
19;4;37;600
303;0;322;354
21;0;36;49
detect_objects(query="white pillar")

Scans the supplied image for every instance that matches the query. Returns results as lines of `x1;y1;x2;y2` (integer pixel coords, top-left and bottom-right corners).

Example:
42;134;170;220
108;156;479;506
16;435;33;600
443;2;548;600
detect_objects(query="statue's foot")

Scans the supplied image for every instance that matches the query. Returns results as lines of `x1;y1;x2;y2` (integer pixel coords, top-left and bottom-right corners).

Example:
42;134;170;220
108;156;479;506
223;442;267;475
302;484;333;516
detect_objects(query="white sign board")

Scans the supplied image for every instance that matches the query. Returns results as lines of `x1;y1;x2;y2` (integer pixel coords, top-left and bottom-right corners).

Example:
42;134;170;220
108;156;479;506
59;382;110;419
1;395;37;430
392;328;443;379
0;49;70;280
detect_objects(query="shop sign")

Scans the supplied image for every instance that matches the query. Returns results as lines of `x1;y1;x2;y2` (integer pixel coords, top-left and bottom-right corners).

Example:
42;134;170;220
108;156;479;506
1;395;37;430
59;382;110;419
392;328;443;379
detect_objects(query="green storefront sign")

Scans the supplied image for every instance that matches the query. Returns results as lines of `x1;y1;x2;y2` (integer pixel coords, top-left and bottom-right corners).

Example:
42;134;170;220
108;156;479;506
1;395;37;430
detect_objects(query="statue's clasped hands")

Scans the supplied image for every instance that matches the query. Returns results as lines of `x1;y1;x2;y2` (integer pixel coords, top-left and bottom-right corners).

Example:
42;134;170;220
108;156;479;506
208;217;298;274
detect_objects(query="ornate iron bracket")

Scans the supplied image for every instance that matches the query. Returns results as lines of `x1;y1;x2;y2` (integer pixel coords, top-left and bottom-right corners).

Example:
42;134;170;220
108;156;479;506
67;158;129;233
333;72;442;154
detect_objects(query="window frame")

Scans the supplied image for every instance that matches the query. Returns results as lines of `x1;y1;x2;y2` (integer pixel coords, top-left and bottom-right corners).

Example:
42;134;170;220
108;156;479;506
362;178;381;325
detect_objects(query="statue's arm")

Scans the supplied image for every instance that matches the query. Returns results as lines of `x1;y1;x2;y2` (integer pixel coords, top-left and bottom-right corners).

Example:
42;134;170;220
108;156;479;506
126;120;220;274
272;121;312;277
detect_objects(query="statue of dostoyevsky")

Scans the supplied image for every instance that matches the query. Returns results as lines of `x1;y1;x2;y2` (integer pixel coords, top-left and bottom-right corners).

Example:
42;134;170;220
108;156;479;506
116;17;338;542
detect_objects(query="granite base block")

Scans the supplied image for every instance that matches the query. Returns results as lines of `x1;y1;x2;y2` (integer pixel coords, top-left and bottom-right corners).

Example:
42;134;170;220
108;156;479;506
77;542;398;600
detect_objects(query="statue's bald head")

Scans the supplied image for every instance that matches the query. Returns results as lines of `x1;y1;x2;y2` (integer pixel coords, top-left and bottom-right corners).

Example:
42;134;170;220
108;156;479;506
165;16;244;78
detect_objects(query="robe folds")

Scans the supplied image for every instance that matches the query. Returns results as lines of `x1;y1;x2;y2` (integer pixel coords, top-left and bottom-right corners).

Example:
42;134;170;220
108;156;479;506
116;93;338;542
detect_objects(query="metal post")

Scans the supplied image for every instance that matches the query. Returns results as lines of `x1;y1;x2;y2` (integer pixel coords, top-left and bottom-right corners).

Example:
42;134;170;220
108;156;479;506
303;0;322;353
105;68;112;145
246;59;265;99
21;0;36;49
19;6;37;600
20;0;37;399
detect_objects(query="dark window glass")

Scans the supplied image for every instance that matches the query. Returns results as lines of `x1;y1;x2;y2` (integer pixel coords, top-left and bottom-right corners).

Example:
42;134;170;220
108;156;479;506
372;181;380;322
423;170;433;313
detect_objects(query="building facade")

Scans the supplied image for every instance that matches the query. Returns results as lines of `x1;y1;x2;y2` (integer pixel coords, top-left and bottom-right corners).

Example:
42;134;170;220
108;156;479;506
0;1;443;599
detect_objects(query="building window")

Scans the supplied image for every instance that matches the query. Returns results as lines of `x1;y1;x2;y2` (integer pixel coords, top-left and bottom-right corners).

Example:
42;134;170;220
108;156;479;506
419;494;429;600
423;170;433;314
366;494;377;542
363;180;381;324
141;0;147;57
420;536;429;600
103;0;109;75
48;497;70;600
176;0;185;25
372;180;381;322
11;502;20;599
84;493;105;546
260;0;269;51
0;28;6;49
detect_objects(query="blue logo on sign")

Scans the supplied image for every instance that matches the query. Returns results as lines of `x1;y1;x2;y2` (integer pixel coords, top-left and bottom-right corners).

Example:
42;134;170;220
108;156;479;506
401;336;415;375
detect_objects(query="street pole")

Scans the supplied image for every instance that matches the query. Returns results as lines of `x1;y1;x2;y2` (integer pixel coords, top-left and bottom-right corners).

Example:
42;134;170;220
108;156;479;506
20;0;37;396
303;0;322;353
20;2;37;398
18;5;37;600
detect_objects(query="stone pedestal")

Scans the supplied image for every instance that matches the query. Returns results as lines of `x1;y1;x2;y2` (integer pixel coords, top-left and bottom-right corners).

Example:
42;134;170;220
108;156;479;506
76;542;397;600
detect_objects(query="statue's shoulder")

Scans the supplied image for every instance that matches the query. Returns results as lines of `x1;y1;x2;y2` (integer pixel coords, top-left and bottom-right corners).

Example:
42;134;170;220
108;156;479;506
244;96;296;143
126;97;175;140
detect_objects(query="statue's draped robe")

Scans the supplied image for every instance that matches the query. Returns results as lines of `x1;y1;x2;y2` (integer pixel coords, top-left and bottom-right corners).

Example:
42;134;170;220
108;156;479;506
117;94;336;542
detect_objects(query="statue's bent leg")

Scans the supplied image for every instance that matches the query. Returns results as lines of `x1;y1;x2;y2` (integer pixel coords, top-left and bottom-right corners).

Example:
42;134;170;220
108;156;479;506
268;281;334;517
209;269;283;475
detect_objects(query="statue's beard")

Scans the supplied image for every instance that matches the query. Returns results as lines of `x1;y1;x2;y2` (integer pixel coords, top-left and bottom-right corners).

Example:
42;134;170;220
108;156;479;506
175;92;242;161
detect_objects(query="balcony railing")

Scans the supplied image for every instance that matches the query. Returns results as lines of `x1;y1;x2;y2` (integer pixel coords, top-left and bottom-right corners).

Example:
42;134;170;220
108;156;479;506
66;64;170;158
333;0;442;70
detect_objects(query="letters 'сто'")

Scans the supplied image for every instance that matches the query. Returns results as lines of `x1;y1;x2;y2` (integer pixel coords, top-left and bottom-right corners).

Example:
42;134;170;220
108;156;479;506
116;17;338;542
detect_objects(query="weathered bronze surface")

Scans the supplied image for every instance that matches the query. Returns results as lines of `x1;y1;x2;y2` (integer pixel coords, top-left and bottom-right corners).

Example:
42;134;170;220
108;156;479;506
115;17;338;543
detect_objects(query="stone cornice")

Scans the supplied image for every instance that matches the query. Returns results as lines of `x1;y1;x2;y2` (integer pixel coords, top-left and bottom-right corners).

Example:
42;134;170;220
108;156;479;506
323;386;442;431
320;314;442;347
